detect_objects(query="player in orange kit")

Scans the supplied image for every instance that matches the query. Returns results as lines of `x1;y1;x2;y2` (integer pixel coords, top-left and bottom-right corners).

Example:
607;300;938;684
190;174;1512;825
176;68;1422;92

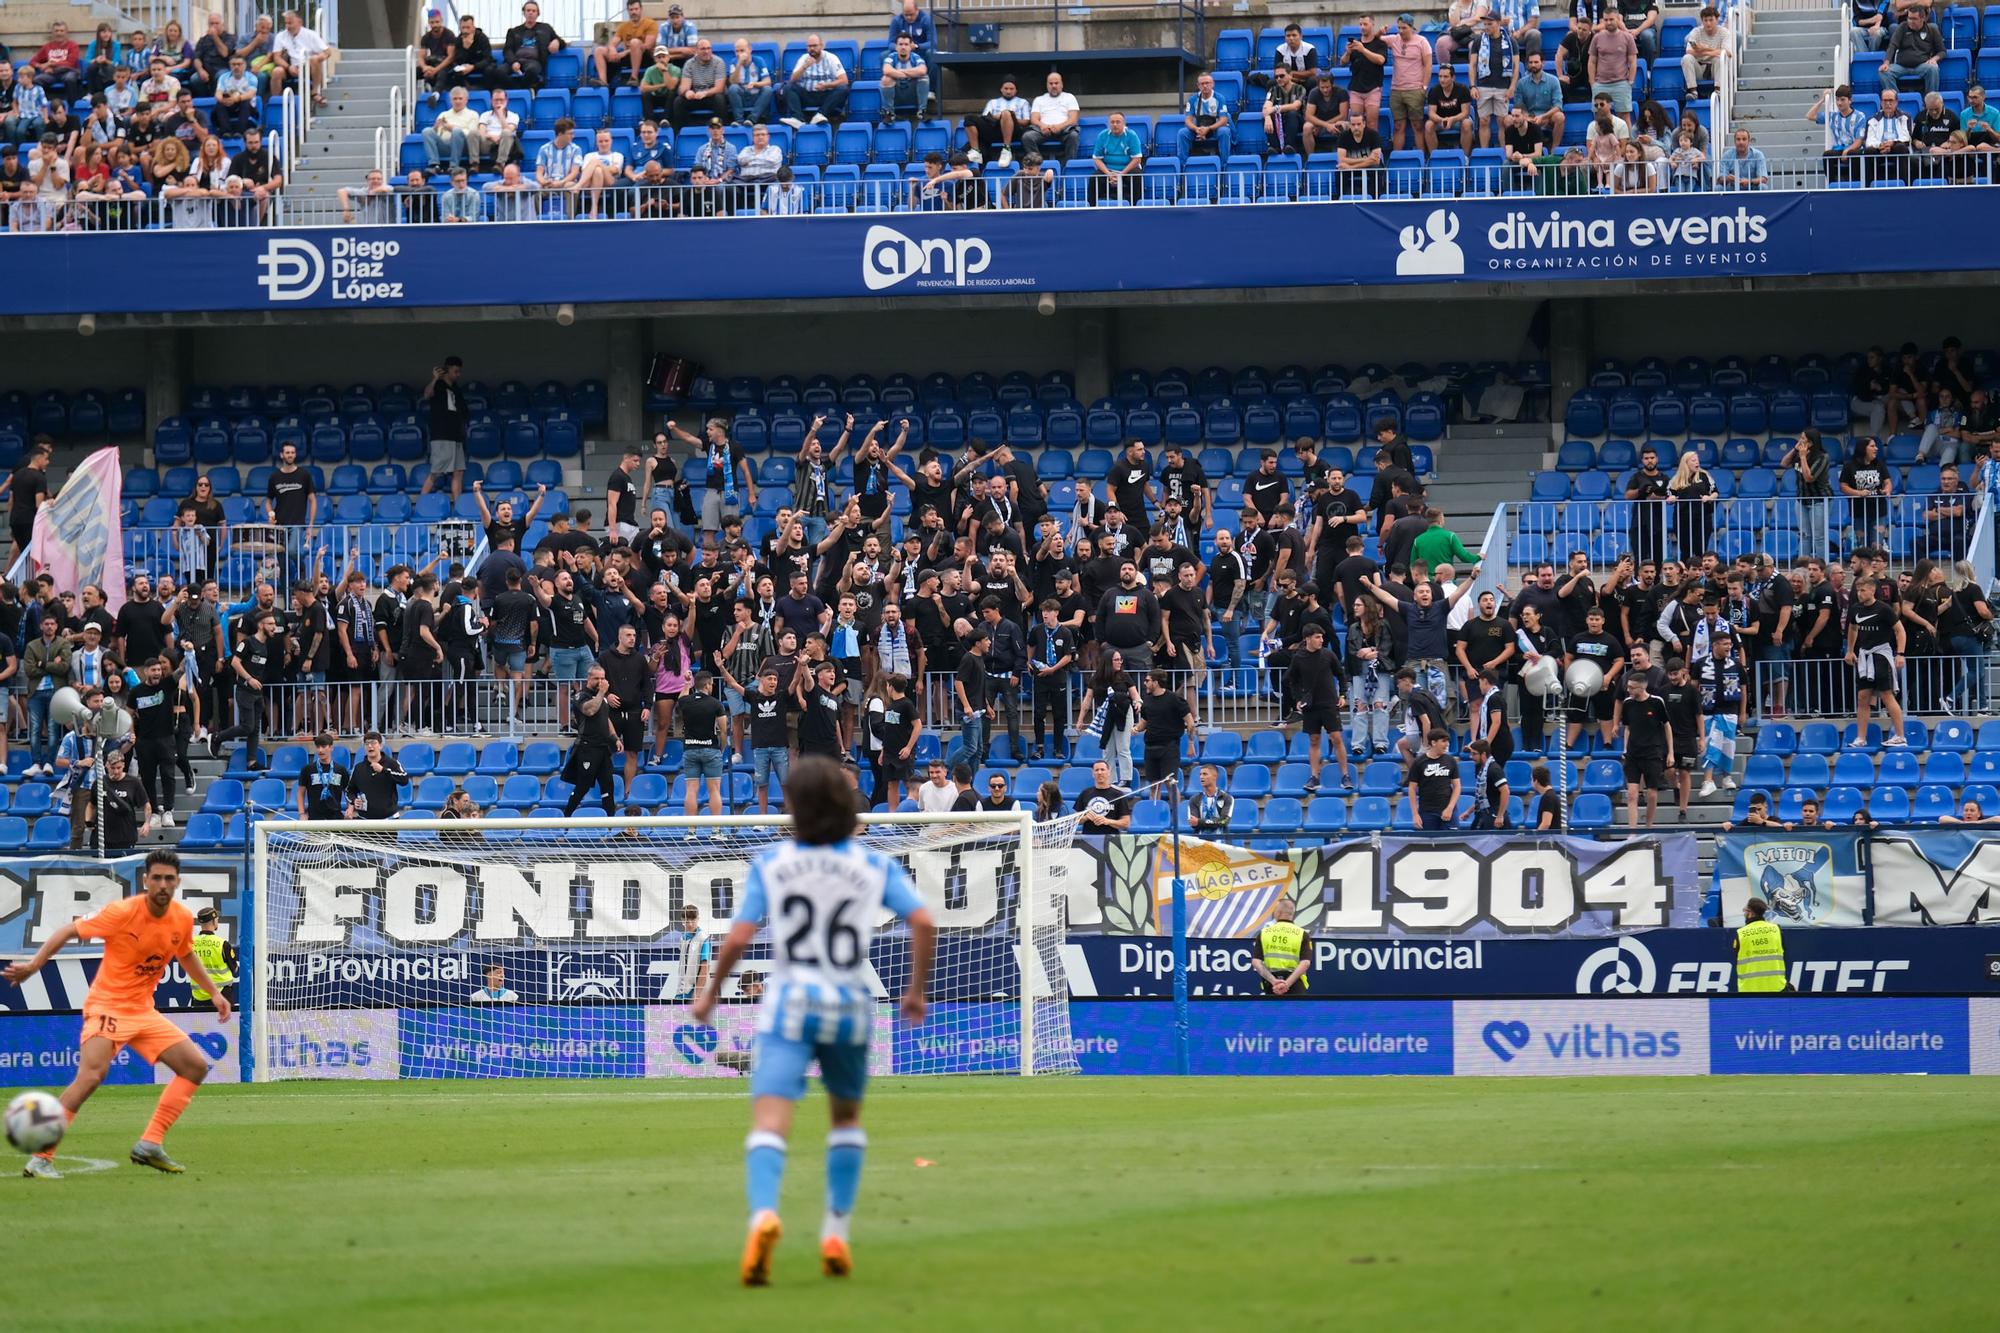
2;849;233;1179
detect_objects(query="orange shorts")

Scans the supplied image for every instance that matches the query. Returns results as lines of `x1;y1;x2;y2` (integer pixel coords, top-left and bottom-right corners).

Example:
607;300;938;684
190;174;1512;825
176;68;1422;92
80;1009;190;1065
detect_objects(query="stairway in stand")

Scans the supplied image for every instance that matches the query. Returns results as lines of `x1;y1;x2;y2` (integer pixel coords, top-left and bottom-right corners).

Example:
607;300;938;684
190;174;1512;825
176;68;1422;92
286;50;407;204
1730;9;1844;176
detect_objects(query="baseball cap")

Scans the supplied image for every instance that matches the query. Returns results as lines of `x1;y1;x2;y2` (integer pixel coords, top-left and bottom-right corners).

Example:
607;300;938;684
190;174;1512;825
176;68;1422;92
1398;11;1416;23
668;3;683;12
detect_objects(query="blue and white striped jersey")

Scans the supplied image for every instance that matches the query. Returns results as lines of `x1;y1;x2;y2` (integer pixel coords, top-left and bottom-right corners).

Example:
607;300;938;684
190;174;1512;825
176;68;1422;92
735;839;924;1044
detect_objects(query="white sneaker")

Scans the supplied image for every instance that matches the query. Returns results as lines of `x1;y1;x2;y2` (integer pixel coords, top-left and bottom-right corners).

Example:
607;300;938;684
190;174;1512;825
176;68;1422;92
1882;734;1908;747
1698;779;1717;797
779;116;805;129
998;148;1012;168
1723;776;1738;790
158;812;175;829
965;148;982;166
193;727;209;743
810;112;828;125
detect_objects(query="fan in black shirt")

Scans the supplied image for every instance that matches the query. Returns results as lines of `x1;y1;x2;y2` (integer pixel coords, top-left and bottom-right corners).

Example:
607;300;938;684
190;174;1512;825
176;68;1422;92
1405;732;1460;830
298;734;352;820
347;732;410;819
1618;674;1673;828
266;444;316;527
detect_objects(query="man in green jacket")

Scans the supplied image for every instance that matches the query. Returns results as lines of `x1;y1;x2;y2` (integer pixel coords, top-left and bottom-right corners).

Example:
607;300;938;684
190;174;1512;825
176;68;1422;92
22;612;71;777
1410;508;1481;575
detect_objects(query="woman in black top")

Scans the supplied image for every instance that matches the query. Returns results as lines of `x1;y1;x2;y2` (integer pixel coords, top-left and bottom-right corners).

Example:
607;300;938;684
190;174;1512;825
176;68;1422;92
1668;451;1716;565
1942;561;1996;712
1841;435;1893;545
1512;602;1560;756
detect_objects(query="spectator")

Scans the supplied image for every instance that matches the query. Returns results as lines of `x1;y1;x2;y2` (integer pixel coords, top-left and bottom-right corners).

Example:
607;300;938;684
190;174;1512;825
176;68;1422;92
1467;11;1516;149
593;0;657;87
535;115;583;206
1841;434;1894;544
140;54;180;110
1589;10;1639;115
151;20;196;82
1880;4;1943;97
425;85;480;172
1611;137;1653;192
736;121;782;199
659;5;700;60
1913;89;1958;150
484;160;535;219
970;75;1031;166
271;9;331;106
1331;105;1384;196
1405;728;1461;831
337;167;396;223
1262;66;1307;155
1435;0;1486;69
889;0;936;60
639;46;679;123
757;164;804;214
1499;0;1543;56
1425;62;1473;157
1090;111;1145;203
239;15;279;94
417;8;455;100
476;87;520;168
908;149;972;209
1300;71;1348;156
1385;16;1431;152
674;38;729;130
1023;71;1080;161
1852;0;1890;51
212;54;259;136
578;126;627;218
878;34;927;126
440;167;481;221
781;34;850;127
1681;6;1730;95
727;38;774;126
1714;127;1768;189
1811;84;1869;183
2;68;48;147
1255;22;1320;89
1341;16;1389;127
503;0;566;91
1510;50;1565;149
83;22;125;97
1134;668;1193;786
1960;83;2000;149
30;22;84;101
445;14;497;92
419;356;467;503
1073;759;1132;830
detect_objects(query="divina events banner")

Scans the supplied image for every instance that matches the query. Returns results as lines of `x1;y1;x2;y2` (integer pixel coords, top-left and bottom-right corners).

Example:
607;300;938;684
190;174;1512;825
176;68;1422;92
0;188;1991;316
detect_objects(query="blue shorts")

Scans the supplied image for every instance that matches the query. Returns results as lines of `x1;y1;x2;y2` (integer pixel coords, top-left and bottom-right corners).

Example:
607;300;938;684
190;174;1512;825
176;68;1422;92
492;641;526;672
724;686;748;717
684;745;725;780
750;1032;870;1102
753;745;790;788
550;645;593;681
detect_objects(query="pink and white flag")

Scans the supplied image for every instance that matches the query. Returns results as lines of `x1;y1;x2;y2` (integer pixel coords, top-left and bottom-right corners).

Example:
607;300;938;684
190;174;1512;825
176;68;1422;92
28;446;125;614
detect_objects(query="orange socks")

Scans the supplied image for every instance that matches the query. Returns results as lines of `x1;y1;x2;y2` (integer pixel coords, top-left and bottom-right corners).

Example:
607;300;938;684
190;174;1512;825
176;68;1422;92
34;1107;76;1161
142;1077;198;1145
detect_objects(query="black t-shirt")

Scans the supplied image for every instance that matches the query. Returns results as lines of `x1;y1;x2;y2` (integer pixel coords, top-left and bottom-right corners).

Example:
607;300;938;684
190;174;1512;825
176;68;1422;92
1503;121;1545;157
9;464;45;522
300;757;350;819
1345;36;1388;93
1330;124;1382;158
402;599;440;667
1110;457;1152;519
1799;582;1841;655
489;588;536;644
267;465;314;526
130;677;177;739
1305;85;1346;121
1843;461;1886;496
956;653;989;711
878;695;918;757
1157;459;1207;509
1660;680;1702;750
1627;467;1669;507
1427;82;1471;125
1567;630;1624;679
1479;687;1513;762
549;592;591;648
745;683;789;748
1244;472;1288;518
1622;693;1671;757
1143;542;1195;588
298;599;333;673
1139;690;1191;746
853;457;894;517
1537;788;1567;830
429;375;466;442
103;774;149;848
116;599;170;663
234;632;275;686
798;683;844;755
950;788;981;812
347;754;408;818
1162;585;1206;648
680;690;726;747
1289;645;1340;711
1849;599;1897;650
1409;753;1458;812
606;466;640;530
1458;616;1513;672
1073;784;1133;821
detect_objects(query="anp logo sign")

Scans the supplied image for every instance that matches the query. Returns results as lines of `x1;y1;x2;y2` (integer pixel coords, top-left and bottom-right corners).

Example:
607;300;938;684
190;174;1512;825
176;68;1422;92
862;224;993;291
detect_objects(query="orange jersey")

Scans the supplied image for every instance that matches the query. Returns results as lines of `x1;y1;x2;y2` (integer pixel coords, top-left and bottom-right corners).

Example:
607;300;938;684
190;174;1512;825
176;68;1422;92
74;895;193;1014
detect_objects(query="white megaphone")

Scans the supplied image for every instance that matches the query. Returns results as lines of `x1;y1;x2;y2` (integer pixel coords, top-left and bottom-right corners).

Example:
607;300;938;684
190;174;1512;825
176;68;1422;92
49;685;90;731
1563;659;1605;701
1522;656;1561;698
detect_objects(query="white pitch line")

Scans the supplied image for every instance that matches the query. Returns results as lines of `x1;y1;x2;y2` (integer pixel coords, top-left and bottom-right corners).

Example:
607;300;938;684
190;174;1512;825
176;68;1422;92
52;1155;118;1175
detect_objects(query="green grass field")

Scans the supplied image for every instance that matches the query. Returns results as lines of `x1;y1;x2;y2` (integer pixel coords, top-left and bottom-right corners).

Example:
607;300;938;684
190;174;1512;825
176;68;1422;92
7;1077;1998;1331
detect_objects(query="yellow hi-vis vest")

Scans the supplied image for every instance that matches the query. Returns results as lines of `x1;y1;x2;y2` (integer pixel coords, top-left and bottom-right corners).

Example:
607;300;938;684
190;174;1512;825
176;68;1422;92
1259;920;1308;990
1735;919;1787;993
189;931;234;1003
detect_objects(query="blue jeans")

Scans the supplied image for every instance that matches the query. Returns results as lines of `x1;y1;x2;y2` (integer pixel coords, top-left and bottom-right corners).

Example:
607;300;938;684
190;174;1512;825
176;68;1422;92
783;83;849;122
1;114;42;145
1950;633;1989;711
424;126;470;167
752;745;790;793
26;691;53;768
1799;498;1828;563
951;713;989;770
1176;125;1233;159
1882;62;1941;96
727;84;774;123
549;645;593;681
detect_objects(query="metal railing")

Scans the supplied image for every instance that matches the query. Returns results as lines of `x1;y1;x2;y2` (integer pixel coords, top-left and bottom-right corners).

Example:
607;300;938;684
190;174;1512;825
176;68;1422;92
1494;489;1989;573
1752;652;1999;720
124;519;479;593
254;675;576;741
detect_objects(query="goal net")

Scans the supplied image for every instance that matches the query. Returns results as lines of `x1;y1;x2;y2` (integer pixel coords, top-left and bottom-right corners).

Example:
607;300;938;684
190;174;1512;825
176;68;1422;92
251;812;1080;1082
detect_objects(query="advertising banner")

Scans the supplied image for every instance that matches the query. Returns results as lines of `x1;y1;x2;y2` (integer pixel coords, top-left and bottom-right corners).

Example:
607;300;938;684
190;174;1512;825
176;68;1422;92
1706;998;1971;1075
5;187;1980;318
1451;999;1708;1076
1970;998;2000;1075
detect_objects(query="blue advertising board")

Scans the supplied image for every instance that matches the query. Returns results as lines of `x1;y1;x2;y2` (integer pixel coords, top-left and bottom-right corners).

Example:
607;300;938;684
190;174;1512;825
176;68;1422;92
0;187;1985;317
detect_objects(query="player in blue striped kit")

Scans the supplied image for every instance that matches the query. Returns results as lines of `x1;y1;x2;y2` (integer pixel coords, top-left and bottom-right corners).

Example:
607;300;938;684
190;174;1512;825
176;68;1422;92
691;756;937;1286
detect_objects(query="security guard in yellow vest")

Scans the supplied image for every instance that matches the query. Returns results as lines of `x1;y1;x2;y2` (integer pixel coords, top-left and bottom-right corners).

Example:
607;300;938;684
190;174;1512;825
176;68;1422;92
189;906;239;1009
1733;896;1791;994
1252;898;1311;997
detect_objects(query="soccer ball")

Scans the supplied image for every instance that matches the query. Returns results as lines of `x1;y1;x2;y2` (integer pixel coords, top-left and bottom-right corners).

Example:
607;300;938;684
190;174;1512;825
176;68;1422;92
5;1091;66;1154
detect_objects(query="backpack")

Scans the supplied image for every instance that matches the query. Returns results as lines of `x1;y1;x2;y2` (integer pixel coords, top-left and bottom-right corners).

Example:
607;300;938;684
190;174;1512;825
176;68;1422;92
440;597;486;650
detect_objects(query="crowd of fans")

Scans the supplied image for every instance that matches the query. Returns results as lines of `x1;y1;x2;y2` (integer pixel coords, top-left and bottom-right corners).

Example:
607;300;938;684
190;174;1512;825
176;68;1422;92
4;337;1991;841
0;12;323;230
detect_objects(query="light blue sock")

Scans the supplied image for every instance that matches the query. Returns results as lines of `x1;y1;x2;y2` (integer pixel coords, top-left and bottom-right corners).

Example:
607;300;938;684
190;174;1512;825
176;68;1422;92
825;1126;867;1226
746;1130;787;1218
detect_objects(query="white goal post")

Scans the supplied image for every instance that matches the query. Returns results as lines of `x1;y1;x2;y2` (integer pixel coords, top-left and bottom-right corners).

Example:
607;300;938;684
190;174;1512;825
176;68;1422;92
250;812;1079;1083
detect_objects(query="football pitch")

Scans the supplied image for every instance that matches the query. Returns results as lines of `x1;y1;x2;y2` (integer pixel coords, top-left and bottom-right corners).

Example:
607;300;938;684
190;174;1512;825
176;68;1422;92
8;1076;1997;1331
